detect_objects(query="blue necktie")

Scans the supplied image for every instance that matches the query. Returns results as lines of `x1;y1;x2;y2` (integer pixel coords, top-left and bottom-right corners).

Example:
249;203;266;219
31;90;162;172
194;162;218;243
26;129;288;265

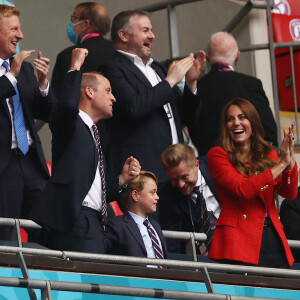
2;61;29;154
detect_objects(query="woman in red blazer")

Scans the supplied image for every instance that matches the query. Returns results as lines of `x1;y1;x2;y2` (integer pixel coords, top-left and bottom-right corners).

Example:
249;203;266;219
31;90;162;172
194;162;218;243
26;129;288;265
207;98;298;267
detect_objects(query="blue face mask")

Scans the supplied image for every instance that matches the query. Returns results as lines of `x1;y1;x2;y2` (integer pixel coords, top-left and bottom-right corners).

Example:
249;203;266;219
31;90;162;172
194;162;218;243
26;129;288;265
67;21;84;44
177;77;185;92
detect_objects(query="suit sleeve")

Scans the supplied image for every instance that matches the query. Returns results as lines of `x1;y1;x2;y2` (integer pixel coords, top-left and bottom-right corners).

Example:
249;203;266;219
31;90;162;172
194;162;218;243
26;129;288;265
280;199;300;240
100;62;183;122
207;147;277;202
104;219;120;254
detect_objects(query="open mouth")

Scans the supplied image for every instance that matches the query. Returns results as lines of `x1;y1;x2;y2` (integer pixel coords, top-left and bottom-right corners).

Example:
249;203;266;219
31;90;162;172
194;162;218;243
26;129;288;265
143;42;151;50
234;129;244;135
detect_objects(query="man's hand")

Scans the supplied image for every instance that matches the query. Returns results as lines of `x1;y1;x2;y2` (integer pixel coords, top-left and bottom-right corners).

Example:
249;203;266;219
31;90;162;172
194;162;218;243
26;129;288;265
33;51;50;90
69;48;88;71
10;50;35;78
165;54;194;88
119;156;141;187
185;50;206;93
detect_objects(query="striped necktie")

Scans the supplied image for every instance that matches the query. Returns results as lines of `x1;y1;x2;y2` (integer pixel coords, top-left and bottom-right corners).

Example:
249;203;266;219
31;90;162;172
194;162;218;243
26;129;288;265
2;61;29;154
91;124;107;221
194;186;214;256
143;218;164;268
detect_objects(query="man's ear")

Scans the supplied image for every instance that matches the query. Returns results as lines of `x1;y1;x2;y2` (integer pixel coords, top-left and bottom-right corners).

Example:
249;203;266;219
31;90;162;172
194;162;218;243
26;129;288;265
131;190;139;202
118;29;129;43
235;50;240;63
85;86;93;99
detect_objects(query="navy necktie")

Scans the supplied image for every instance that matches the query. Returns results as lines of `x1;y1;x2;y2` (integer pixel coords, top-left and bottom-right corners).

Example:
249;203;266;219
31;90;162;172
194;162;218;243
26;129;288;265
92;124;107;221
2;61;29;154
143;218;164;268
193;186;214;256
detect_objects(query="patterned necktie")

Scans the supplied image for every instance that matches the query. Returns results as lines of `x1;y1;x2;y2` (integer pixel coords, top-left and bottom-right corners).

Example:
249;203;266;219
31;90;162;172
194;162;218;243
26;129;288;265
91;124;107;220
2;61;29;154
143;218;164;268
193;186;214;256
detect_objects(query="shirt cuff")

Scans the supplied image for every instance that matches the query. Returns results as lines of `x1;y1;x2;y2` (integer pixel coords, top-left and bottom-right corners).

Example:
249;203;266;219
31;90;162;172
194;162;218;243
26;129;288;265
39;81;49;97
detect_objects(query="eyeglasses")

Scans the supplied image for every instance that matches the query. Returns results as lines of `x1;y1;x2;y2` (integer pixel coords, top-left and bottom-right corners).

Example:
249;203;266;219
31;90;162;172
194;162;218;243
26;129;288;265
70;13;82;22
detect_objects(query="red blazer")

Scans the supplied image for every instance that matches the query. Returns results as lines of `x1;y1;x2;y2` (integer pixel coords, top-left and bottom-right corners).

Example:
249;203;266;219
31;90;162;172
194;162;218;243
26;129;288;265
207;147;298;266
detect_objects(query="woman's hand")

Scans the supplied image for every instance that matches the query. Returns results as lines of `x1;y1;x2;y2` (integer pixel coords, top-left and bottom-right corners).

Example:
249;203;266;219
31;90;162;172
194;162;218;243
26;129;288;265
286;122;295;170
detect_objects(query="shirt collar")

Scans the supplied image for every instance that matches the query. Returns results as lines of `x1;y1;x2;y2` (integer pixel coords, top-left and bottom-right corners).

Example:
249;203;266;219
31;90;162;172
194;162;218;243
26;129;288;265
117;49;153;67
78;110;94;128
128;211;147;226
0;58;9;67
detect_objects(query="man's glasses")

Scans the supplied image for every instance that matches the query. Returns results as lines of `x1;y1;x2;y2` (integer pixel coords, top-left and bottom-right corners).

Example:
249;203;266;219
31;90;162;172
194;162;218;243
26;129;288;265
70;13;82;22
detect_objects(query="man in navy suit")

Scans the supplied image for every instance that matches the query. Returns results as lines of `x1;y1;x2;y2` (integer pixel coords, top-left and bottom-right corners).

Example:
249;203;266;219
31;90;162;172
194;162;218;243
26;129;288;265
0;5;56;240
159;144;220;254
100;10;205;186
33;48;141;254
105;171;167;262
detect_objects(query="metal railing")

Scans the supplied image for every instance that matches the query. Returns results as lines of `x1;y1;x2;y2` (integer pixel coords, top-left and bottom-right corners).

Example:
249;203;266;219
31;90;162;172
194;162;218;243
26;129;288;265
0;217;300;299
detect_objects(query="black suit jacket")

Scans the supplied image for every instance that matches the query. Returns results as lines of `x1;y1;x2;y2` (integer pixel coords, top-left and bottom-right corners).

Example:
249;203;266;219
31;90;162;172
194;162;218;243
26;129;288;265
105;211;168;258
280;187;300;262
0;61;55;177
51;36;115;155
100;52;196;183
185;64;278;155
32;70;118;233
158;156;219;253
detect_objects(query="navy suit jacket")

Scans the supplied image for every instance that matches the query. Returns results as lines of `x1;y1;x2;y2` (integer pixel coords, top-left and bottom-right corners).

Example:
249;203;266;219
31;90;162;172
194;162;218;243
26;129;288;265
158;156;219;253
0;61;55;177
100;52;196;183
32;70;119;233
184;64;278;155
105;211;168;258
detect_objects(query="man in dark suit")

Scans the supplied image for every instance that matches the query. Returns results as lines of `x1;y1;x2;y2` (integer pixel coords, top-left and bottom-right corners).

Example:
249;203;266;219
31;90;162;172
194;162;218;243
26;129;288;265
51;2;115;154
159;144;220;255
0;5;56;240
105;171;167;262
185;31;278;156
280;187;300;262
32;48;141;254
100;10;205;185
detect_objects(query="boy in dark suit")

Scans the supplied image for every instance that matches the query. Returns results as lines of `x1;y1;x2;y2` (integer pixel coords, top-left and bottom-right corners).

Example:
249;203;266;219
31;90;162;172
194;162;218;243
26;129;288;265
105;171;168;265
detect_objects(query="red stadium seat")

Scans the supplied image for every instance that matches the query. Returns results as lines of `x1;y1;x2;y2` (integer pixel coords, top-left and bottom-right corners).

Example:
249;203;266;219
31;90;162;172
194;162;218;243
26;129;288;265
109;201;123;216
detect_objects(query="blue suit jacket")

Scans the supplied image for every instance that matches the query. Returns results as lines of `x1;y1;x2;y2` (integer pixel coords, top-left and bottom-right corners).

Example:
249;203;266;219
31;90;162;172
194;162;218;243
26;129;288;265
32;71;118;233
100;52;196;183
105;211;168;258
158;156;219;253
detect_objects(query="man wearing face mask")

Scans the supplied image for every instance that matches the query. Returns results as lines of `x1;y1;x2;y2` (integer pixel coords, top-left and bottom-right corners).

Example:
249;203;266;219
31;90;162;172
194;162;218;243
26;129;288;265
51;2;115;154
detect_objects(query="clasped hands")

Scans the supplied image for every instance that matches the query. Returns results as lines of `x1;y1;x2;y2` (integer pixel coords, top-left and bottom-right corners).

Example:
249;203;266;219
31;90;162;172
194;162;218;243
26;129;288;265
280;121;296;170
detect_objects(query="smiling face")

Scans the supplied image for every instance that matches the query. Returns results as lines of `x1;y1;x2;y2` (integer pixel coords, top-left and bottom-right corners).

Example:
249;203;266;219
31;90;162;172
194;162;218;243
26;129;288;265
124;14;155;64
0;15;23;59
226;104;252;151
166;160;199;196
134;178;159;218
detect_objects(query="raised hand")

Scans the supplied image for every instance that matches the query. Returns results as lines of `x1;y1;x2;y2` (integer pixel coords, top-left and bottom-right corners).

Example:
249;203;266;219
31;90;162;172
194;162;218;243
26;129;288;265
69;48;88;71
165;54;194;88
119;156;141;186
185;50;206;92
287;121;296;170
33;51;50;90
10;50;35;78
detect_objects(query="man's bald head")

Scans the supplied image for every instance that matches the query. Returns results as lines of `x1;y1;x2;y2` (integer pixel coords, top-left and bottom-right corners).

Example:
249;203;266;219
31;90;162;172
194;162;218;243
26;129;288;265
208;32;239;66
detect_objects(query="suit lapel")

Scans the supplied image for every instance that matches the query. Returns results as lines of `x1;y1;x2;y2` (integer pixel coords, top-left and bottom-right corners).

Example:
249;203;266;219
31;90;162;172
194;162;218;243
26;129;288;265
115;52;152;88
123;212;147;253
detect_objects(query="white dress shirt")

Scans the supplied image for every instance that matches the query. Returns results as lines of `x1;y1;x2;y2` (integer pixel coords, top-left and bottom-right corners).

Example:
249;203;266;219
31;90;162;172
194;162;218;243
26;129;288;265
191;169;221;219
0;58;49;149
79;110;103;212
117;50;179;145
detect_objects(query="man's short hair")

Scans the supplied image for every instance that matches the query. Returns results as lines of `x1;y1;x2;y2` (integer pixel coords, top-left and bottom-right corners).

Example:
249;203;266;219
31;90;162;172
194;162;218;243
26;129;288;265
81;71;103;92
161;144;196;170
76;2;110;35
111;10;149;44
121;170;158;210
0;5;20;28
